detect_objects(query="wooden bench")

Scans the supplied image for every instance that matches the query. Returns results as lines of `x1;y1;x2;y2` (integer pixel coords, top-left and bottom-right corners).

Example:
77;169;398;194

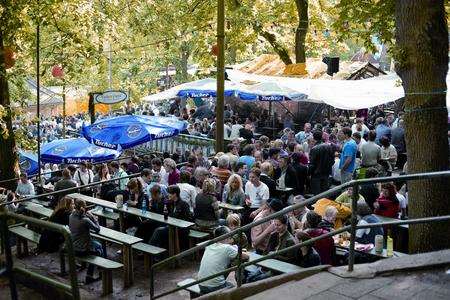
177;278;201;299
90;209;120;227
188;230;210;260
9;226;41;257
60;251;123;296
132;242;166;276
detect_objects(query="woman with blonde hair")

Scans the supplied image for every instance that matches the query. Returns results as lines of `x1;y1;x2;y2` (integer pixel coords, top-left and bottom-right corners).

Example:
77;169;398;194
194;178;220;228
222;174;246;206
38;197;74;253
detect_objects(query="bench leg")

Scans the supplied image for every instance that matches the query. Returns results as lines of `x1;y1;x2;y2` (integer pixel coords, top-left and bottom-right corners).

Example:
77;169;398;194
16;238;23;257
101;270;113;296
22;239;29;256
59;251;66;275
143;254;150;276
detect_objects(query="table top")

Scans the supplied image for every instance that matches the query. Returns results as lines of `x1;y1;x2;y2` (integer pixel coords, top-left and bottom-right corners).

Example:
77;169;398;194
335;245;407;258
24;203;53;218
98;226;142;245
69;193;195;229
248;252;303;273
276;187;293;192
219;202;244;212
374;215;409;229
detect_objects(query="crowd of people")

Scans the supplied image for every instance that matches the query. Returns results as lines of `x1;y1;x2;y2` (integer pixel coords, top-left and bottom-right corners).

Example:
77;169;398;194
0;100;413;294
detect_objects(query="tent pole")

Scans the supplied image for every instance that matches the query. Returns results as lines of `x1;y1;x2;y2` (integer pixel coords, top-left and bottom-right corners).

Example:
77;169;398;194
215;0;225;152
36;12;41;184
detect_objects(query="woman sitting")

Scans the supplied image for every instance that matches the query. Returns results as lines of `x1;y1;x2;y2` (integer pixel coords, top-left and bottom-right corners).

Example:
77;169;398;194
164;158;180;185
298;211;336;265
124;178;149;229
69;199;102;284
374;183;400;218
194;178;221;229
222;174;246;206
335;186;365;208
38;197;74;253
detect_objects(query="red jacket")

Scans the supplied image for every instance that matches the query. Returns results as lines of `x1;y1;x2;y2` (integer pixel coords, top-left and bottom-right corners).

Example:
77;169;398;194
305;228;335;265
374;195;399;218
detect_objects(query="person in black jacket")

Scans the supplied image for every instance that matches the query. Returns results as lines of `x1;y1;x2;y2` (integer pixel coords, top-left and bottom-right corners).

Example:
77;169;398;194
308;131;335;195
38;197;74;253
291;152;308;195
359;167;380;210
150;185;193;250
278;151;299;199
260;162;276;196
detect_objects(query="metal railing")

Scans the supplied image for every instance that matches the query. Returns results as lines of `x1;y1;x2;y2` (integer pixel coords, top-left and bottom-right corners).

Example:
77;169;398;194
136;134;217;157
149;170;450;299
0;211;80;300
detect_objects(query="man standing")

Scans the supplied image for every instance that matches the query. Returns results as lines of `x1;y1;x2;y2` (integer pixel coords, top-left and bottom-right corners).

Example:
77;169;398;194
295;123;312;144
391;119;407;169
339;127;358;183
375;117;391;145
309;131;334;195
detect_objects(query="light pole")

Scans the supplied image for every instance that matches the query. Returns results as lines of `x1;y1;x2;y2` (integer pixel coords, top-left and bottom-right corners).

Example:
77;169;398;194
215;0;225;153
36;8;41;184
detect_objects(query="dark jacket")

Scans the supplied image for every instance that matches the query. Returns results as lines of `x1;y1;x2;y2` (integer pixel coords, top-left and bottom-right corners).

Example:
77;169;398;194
168;198;193;221
194;193;219;223
391;127;406;153
360;183;380;210
356;214;384;244
281;165;299;195
292;162;308;195
296;246;321;268
260;174;276;195
304;228;336;265
309;142;334;177
38;209;71;253
266;230;297;263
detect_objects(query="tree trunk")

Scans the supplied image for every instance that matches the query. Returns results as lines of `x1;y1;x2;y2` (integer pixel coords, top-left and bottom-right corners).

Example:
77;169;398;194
179;43;190;82
253;23;293;65
0;31;19;190
295;0;308;64
395;0;450;253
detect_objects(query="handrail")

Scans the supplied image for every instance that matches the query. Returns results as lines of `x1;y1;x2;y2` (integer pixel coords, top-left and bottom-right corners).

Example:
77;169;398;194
149;170;450;299
0;211;80;300
154;215;450;300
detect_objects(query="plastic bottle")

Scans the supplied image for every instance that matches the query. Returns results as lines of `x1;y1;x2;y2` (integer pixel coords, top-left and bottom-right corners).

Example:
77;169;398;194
141;199;147;214
163;203;169;220
386;230;393;257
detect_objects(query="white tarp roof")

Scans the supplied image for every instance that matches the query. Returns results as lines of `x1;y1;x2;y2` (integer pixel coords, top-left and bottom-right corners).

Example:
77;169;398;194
227;69;450;110
142;69;449;110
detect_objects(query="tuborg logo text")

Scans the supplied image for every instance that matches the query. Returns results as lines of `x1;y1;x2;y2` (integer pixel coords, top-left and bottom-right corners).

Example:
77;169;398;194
19;159;31;171
52;145;67;155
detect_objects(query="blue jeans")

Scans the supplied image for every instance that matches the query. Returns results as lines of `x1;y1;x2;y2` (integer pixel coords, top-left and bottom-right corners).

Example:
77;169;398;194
76;240;103;278
199;281;234;295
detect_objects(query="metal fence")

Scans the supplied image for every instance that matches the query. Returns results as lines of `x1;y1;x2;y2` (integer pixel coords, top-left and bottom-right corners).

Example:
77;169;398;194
136;134;216;157
149;170;450;299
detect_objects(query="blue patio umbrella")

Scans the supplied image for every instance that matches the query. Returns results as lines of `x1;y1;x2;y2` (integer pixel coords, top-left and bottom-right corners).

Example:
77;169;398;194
82;115;187;150
176;78;241;98
19;150;39;176
41;138;122;164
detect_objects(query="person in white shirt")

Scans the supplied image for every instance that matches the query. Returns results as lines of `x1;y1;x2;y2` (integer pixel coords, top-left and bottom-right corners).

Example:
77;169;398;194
229;121;243;140
15;173;35;197
244;168;270;210
151;157;168;186
177;170;198;212
73;162;94;196
198;226;249;295
351;118;370;136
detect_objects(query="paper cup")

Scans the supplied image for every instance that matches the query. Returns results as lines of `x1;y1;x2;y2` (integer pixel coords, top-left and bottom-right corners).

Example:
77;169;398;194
115;195;123;208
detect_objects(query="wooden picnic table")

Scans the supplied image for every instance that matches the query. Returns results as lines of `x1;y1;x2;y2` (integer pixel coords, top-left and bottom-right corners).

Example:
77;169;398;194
24;203;53;218
96;226;142;287
68;193;195;263
335;244;407;259
248;252;303;274
374;214;409;252
23;202;142;288
219;202;244;216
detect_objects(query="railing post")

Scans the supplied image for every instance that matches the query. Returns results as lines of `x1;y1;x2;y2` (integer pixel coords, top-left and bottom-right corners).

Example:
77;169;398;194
236;229;243;287
1;213;18;300
348;181;359;272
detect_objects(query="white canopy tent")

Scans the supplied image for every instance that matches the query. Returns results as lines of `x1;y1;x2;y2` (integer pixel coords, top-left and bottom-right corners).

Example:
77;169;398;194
226;69;450;110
